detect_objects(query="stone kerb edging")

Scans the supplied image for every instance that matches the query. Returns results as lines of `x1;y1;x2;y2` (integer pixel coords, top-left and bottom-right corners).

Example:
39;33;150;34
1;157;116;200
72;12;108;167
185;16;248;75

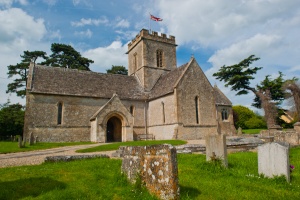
44;154;109;162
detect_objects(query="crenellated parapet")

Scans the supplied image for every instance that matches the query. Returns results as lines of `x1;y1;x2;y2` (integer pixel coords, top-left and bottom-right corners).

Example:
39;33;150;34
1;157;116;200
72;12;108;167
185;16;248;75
127;29;176;53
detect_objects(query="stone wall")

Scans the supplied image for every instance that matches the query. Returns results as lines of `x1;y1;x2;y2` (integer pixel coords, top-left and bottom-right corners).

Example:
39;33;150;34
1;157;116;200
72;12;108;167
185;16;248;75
24;93;146;142
176;60;216;126
216;105;236;135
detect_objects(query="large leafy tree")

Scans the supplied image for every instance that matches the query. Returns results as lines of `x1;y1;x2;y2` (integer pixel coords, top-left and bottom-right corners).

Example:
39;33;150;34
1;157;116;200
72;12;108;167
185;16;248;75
233;105;266;129
0;102;25;138
7;44;94;98
7;51;47;98
106;65;128;75
41;43;93;70
213;55;286;128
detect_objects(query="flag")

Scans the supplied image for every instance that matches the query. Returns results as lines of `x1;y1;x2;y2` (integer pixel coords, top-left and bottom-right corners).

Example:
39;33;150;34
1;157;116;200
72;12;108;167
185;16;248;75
150;14;163;22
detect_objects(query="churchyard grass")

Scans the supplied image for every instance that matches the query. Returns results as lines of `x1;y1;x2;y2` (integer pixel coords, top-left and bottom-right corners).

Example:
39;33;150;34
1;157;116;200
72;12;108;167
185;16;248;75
242;129;266;134
0;147;299;199
0;141;92;154
76;140;187;153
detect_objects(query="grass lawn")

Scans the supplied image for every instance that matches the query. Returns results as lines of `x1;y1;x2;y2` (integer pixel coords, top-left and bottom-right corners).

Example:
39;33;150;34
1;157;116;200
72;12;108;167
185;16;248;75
0;147;299;199
76;140;187;153
242;129;266;134
0;142;93;154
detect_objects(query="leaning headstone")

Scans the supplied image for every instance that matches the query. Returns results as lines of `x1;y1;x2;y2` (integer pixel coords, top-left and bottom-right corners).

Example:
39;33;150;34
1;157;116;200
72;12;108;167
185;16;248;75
258;142;290;182
237;127;242;135
122;144;180;200
205;134;228;167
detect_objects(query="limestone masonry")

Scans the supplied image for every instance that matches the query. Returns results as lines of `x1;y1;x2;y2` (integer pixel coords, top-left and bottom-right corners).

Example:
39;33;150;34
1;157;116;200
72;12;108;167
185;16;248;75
24;29;235;142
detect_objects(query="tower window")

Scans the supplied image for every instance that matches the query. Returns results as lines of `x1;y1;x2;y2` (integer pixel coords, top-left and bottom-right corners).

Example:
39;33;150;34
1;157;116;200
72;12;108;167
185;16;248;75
156;49;163;68
133;53;137;72
195;96;199;124
57;102;63;125
221;109;228;121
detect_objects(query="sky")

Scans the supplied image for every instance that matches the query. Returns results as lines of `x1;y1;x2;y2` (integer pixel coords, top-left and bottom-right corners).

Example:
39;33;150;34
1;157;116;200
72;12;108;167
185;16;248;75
0;0;299;113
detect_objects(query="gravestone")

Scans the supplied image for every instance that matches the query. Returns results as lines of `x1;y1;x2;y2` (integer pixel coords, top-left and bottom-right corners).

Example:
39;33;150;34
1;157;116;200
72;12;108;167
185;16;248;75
121;144;180;200
294;122;300;133
205;134;228;167
29;132;34;145
258;142;290;182
237;127;242;135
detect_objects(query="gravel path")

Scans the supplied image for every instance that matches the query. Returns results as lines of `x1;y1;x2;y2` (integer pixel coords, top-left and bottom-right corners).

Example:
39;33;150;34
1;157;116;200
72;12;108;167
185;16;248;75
0;143;115;168
0;140;207;168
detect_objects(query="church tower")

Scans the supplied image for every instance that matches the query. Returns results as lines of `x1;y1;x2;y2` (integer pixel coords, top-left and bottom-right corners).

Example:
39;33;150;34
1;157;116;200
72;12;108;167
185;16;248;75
126;29;177;91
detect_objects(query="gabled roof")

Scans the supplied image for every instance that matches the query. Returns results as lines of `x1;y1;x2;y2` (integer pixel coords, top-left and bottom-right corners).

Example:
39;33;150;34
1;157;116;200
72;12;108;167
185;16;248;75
214;85;232;106
29;62;232;106
149;63;188;99
30;65;147;100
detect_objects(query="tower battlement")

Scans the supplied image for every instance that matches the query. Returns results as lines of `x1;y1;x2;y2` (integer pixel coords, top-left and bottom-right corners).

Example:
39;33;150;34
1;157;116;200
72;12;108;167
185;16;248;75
127;29;176;52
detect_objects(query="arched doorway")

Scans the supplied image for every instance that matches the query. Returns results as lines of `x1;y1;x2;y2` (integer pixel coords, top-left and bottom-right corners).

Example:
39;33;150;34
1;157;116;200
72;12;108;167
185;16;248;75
106;116;122;142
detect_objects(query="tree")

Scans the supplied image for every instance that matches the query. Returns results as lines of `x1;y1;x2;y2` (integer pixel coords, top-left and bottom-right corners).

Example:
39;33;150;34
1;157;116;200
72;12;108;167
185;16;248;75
41;43;93;71
283;78;300;122
0;102;25;138
106;65;128;75
213;55;286;128
7;44;94;98
7;51;47;98
233;105;266;129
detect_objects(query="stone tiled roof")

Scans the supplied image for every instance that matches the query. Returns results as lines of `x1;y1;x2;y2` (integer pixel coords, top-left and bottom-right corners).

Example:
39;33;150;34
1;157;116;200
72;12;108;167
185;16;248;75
29;64;232;106
214;85;232;106
30;65;147;100
149;63;188;99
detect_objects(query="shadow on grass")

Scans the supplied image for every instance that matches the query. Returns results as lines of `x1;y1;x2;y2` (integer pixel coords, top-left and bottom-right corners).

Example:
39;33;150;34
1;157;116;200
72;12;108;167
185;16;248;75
180;185;201;199
0;177;66;199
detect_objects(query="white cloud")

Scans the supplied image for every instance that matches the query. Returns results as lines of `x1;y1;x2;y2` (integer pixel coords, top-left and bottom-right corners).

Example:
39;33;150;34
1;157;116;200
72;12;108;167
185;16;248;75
75;29;92;38
72;0;80;5
71;17;108;27
115;18;130;28
43;0;56;6
0;7;47;105
83;41;128;73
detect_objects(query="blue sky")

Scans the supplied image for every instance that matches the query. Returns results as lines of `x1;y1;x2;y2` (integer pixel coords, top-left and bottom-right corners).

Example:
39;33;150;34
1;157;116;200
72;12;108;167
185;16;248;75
0;0;299;113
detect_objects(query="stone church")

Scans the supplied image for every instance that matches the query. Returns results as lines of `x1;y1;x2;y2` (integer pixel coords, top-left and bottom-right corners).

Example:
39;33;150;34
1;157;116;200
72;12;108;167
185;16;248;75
23;29;235;142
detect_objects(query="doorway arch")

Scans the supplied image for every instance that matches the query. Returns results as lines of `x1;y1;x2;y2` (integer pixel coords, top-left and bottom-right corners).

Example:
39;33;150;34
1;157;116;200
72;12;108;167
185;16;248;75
106;116;122;142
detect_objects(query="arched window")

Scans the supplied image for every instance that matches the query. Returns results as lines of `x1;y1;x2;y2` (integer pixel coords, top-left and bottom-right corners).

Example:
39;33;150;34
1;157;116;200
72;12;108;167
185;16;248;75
156;49;163;68
161;102;165;123
221;109;228;121
133;52;137;72
57;102;63;125
130;105;135;116
195;96;199;124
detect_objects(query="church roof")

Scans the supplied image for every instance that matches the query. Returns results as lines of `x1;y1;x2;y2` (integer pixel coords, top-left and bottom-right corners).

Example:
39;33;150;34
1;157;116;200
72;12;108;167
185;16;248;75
29;63;232;106
30;65;147;100
214;85;232;106
149;63;188;99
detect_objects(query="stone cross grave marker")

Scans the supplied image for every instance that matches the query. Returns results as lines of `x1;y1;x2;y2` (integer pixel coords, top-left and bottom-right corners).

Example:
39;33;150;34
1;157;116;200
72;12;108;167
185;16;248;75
205;134;228;167
121;144;180;200
258;142;290;182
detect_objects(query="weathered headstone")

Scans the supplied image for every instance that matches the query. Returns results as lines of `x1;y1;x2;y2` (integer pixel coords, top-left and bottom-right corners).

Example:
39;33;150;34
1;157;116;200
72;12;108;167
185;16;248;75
121;144;180;200
29;132;34;145
205;134;228;167
258;142;290;182
294;122;300;133
237;127;242;135
18;136;22;148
